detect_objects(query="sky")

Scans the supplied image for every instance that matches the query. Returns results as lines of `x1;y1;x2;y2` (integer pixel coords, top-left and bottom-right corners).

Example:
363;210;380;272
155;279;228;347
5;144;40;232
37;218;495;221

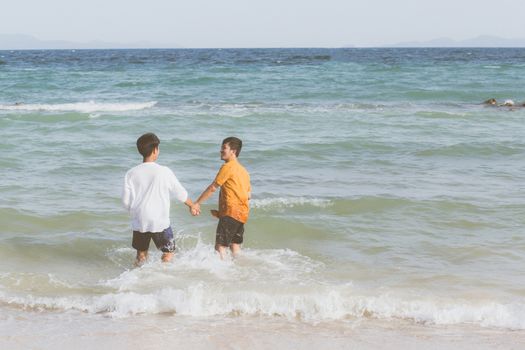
1;0;525;48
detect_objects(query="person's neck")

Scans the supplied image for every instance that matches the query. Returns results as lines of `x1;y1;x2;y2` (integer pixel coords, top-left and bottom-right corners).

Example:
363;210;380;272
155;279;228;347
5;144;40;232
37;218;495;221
225;156;237;163
143;157;156;163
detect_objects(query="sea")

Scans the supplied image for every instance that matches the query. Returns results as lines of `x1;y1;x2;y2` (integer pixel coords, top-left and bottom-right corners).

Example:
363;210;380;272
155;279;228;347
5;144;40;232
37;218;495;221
0;48;524;349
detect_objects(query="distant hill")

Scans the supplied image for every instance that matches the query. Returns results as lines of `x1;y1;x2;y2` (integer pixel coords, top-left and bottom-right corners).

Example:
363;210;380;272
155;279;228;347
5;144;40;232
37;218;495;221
390;35;525;48
4;33;525;50
0;33;183;50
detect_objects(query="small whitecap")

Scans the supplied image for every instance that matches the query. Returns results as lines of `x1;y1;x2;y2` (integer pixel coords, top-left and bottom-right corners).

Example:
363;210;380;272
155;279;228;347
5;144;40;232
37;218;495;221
0;101;157;113
251;197;332;209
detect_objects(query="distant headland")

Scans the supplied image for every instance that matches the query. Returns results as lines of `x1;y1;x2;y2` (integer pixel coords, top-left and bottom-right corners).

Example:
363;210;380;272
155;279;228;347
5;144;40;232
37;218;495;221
0;33;182;50
2;33;525;50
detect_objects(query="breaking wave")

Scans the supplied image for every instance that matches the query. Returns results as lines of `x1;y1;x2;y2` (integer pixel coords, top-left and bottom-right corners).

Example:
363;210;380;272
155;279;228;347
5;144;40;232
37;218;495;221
1;239;524;330
0;101;157;113
2;285;524;329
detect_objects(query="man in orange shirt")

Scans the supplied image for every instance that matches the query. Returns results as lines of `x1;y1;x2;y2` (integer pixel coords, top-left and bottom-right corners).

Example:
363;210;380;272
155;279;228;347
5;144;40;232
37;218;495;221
193;137;251;259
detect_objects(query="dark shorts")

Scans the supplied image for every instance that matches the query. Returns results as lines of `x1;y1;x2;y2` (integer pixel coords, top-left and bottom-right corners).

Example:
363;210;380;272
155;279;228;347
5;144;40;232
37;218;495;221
132;227;175;253
216;216;244;247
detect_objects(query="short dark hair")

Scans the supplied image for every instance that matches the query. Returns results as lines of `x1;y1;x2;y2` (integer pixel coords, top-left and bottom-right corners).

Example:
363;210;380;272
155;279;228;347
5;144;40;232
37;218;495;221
137;133;160;158
222;136;242;157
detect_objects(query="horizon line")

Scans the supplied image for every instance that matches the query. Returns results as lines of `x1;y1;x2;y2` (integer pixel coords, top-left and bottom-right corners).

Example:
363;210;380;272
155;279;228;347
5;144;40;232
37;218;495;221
2;46;525;51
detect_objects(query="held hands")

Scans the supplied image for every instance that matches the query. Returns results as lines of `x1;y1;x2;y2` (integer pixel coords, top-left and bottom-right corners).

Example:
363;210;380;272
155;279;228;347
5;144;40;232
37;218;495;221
190;203;201;216
189;203;219;218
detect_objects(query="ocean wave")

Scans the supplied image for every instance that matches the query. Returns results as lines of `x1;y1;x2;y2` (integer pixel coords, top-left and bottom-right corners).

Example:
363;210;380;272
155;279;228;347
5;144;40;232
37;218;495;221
272;54;332;65
0;101;157;113
0;272;82;293
1;237;524;329
251;196;435;214
104;240;323;286
415;110;469;119
251;197;332;210
0;207;120;235
2;286;524;330
165;101;505;119
158;101;392;119
416;142;525;157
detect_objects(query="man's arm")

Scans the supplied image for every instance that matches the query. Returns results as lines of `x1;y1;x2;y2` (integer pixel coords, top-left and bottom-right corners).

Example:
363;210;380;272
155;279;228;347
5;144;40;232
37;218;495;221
166;168;200;216
193;182;220;214
122;176;132;211
183;197;194;208
169;170;189;204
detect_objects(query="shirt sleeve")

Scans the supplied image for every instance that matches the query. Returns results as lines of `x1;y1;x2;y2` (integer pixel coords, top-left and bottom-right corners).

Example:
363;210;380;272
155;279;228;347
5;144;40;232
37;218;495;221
214;164;231;186
168;168;188;203
122;173;132;211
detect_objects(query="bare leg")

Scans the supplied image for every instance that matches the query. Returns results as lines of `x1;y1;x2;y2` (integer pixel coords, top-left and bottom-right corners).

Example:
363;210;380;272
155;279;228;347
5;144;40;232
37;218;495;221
215;244;228;260
161;252;173;263
230;243;241;258
135;250;148;266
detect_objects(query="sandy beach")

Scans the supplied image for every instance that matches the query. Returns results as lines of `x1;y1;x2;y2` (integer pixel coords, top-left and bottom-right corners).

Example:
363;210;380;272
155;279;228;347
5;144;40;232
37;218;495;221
2;309;524;350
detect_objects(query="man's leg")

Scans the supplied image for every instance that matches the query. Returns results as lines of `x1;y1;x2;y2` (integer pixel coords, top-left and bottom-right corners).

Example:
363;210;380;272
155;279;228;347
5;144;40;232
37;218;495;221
229;218;244;258
215;244;228;260
230;243;241;258
161;252;173;263
215;218;229;260
132;231;151;266
135;250;148;266
153;227;175;263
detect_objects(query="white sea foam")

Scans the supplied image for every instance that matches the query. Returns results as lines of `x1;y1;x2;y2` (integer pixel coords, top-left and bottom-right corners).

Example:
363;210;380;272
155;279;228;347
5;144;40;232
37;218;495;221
170;101;390;119
2;237;524;329
251;197;332;209
0;101;157;113
2;286;524;330
104;237;323;288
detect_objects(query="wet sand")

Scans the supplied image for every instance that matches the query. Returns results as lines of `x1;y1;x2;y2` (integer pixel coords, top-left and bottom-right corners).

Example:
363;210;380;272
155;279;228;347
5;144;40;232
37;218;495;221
2;309;524;350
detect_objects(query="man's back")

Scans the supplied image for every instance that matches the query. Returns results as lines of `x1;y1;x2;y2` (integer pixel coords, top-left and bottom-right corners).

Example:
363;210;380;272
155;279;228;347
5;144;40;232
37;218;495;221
123;162;187;233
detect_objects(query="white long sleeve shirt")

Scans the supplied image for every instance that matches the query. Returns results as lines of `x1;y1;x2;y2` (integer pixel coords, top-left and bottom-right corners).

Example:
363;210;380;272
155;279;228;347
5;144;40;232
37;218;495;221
122;162;188;233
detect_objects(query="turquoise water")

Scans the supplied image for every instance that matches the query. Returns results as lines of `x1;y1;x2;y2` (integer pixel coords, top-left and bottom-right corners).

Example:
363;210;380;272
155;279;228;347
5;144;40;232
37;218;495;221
1;49;525;335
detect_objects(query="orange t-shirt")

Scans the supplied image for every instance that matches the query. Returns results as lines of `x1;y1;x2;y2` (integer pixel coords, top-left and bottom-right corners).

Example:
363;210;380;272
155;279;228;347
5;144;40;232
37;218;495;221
214;159;251;223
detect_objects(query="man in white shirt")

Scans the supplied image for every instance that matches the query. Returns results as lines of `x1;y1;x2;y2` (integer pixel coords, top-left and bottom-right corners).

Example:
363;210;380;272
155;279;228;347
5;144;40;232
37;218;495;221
122;133;195;265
